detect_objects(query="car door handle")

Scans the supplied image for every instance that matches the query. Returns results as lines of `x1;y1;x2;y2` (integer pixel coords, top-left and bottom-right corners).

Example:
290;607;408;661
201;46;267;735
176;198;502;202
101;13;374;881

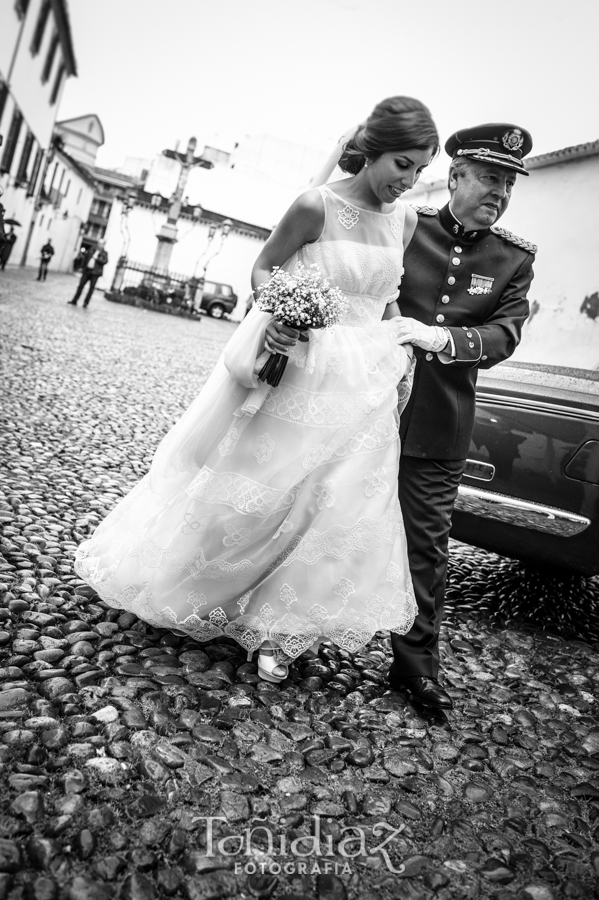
464;459;495;481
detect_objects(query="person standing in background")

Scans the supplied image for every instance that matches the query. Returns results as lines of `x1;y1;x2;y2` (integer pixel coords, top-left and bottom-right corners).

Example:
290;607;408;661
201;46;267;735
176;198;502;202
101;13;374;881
0;227;17;269
37;240;55;281
69;240;109;307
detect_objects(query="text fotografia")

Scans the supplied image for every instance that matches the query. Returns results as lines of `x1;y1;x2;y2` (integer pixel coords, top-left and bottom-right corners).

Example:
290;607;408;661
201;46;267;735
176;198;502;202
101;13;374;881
193;815;407;874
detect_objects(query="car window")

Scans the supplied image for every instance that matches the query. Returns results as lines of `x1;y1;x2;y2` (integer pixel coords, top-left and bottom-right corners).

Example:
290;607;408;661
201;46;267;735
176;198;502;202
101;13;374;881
220;286;232;296
204;282;216;293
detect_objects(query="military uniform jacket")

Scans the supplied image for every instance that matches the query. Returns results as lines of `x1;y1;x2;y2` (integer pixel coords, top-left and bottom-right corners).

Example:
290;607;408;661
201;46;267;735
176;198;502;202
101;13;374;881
399;203;535;460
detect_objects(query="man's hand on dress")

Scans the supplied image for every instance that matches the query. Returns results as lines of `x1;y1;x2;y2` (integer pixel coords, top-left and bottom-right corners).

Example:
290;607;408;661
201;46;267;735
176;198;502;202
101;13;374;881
394;317;449;352
264;320;300;355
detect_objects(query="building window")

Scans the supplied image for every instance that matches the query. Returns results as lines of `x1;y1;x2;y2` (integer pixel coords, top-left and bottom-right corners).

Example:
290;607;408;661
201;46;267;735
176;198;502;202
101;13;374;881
0;108;23;175
31;0;51;56
64;179;70;198
50;62;65;105
41;32;58;84
77;187;82;204
15;130;34;184
48;161;58;191
27;146;43;197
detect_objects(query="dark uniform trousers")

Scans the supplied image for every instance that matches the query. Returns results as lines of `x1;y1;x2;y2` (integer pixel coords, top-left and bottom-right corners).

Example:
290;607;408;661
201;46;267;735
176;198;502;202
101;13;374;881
392;455;465;678
390;203;535;680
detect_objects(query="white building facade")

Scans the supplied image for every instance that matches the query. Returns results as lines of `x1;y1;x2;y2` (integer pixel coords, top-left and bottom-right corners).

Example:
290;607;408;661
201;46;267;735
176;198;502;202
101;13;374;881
101;192;270;318
0;0;77;264
55;113;104;169
28;142;95;273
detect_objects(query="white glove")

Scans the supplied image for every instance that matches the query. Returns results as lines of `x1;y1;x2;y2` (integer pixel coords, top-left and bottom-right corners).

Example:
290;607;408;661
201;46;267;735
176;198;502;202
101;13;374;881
393;316;449;352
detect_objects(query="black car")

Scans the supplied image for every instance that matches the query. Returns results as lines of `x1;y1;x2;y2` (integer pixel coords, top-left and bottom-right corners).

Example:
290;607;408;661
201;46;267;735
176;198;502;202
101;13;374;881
451;362;599;576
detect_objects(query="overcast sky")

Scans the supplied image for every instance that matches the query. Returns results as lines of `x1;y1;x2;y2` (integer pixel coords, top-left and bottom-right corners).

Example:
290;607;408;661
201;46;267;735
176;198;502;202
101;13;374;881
59;0;598;181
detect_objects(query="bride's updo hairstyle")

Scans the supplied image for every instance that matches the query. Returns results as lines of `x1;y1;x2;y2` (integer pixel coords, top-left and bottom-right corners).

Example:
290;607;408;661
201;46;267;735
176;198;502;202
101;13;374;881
339;96;439;175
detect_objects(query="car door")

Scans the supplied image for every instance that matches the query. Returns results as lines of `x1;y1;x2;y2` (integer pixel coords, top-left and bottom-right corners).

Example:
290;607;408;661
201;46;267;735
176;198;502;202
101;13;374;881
451;366;599;575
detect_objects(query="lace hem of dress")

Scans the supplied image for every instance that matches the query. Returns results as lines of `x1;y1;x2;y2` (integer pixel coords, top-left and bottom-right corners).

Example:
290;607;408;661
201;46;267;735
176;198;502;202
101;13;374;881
73;572;416;659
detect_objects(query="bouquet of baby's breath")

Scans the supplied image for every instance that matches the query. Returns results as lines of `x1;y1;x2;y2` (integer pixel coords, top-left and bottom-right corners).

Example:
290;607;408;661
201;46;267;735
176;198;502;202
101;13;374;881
256;264;347;386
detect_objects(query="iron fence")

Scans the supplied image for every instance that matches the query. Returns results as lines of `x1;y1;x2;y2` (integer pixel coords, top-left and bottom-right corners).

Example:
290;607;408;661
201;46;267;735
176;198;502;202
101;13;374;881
107;257;200;318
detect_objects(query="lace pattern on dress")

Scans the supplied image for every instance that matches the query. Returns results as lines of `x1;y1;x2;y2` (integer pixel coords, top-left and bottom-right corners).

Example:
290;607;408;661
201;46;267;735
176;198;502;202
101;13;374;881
262;384;392;427
389;216;403;239
337;204;360;229
103;583;414;657
301;243;404;295
78;544;416;659
129;538;255;581
186;466;306;518
364;467;389;497
253;433;274;464
301;413;398;472
283;506;403;566
398;356;416;408
339;291;397;327
218;427;240;457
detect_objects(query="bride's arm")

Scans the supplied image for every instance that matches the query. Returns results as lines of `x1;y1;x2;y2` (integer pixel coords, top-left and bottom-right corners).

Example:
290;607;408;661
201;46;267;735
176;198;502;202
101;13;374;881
251;191;324;292
402;205;418;250
225;194;322;388
382;205;418;321
253;190;324;353
383;300;401;321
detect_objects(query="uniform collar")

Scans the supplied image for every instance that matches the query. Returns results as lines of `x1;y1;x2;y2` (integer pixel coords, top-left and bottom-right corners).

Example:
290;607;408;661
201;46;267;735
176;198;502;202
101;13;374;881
439;203;490;244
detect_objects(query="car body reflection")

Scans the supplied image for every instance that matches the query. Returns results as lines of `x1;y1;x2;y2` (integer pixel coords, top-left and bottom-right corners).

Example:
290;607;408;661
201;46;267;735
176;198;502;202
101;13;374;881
451;363;599;575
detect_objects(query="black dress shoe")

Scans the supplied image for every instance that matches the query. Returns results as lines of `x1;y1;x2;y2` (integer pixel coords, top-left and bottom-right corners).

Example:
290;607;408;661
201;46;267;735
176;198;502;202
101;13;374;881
388;665;453;709
68;300;77;305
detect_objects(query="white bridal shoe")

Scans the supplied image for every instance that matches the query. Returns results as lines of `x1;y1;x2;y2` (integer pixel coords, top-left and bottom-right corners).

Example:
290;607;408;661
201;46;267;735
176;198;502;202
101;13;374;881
256;644;289;683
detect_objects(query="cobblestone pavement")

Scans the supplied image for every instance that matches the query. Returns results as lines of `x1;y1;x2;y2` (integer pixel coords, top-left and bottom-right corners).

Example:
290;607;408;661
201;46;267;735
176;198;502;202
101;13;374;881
1;269;599;900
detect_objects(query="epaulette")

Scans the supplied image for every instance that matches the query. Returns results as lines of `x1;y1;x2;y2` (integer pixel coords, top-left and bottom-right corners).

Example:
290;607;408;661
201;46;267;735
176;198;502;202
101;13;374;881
491;226;537;254
412;205;438;216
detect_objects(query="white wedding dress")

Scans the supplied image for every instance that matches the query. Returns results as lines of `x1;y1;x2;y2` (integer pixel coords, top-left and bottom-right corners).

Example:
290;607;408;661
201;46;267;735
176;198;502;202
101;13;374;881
75;185;417;661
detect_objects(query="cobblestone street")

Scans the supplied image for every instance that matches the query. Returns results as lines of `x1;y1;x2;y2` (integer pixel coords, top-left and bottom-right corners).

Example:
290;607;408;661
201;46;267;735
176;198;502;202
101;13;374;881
1;269;599;900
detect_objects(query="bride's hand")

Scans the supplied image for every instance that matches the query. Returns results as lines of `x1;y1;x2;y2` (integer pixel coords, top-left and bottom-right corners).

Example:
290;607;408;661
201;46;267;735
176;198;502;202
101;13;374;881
265;320;300;354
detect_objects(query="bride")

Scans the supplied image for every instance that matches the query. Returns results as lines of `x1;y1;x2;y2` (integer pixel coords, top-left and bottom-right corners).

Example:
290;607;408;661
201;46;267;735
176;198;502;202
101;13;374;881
75;95;439;683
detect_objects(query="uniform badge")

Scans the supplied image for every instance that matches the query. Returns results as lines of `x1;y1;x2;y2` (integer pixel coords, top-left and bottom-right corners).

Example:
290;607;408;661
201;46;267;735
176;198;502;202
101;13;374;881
502;128;524;152
468;274;494;295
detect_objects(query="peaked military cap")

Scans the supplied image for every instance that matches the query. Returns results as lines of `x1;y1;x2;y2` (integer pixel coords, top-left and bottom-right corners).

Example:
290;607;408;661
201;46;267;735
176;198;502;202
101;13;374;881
445;123;533;175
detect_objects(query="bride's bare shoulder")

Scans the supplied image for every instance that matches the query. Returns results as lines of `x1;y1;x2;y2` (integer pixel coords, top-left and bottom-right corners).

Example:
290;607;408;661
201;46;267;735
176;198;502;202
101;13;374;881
288;188;326;226
295;187;326;211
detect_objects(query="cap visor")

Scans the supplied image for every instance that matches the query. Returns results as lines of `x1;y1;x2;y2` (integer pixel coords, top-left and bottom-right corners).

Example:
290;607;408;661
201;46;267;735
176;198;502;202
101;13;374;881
469;153;529;175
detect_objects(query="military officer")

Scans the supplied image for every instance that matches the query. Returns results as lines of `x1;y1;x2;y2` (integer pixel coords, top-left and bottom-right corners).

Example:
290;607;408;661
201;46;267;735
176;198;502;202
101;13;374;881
389;123;536;708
